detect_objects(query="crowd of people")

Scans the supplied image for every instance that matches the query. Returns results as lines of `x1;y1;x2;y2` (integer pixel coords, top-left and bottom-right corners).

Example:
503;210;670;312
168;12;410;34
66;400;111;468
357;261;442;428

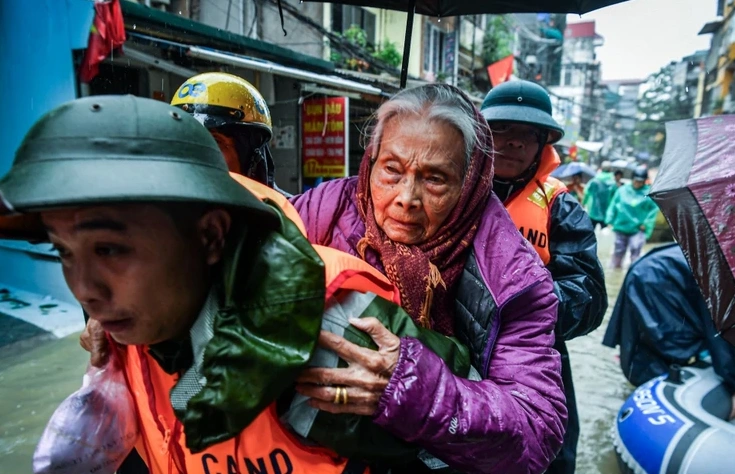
0;74;728;474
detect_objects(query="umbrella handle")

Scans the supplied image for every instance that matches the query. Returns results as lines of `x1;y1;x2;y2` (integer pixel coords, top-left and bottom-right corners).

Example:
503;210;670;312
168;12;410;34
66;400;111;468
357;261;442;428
400;0;416;89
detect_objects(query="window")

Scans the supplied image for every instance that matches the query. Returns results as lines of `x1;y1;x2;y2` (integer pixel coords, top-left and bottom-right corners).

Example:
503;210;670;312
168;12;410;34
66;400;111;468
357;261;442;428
332;5;377;47
563;68;572;87
423;24;446;75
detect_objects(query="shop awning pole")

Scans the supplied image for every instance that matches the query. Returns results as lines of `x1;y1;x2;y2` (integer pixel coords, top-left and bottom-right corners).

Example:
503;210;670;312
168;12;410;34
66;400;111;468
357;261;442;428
187;46;383;96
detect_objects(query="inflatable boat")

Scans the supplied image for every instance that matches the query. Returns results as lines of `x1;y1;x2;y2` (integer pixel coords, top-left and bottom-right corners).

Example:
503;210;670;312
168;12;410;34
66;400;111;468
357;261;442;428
614;363;735;473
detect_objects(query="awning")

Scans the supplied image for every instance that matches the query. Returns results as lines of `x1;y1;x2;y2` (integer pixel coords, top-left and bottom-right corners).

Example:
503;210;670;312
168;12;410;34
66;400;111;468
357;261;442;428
187;46;383;97
122;46;197;78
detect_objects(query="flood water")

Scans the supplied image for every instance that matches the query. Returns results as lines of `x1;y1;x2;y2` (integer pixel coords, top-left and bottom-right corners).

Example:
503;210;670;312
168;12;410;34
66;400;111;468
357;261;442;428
570;228;639;474
0;229;659;474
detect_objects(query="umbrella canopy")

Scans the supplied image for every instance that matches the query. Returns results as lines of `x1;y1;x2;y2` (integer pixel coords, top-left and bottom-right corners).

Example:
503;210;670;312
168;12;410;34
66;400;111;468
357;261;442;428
650;116;735;345
552;161;597;180
295;0;631;87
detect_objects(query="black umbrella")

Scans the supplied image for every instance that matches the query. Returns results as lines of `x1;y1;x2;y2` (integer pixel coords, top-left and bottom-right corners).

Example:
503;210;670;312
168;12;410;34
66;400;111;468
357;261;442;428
295;0;631;87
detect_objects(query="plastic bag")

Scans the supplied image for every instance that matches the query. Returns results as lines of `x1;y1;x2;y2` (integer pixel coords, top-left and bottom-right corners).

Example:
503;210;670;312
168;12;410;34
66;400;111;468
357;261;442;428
32;354;139;474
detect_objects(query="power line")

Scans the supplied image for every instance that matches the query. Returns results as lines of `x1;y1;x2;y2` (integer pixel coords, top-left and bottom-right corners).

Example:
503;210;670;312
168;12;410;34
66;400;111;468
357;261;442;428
263;0;400;76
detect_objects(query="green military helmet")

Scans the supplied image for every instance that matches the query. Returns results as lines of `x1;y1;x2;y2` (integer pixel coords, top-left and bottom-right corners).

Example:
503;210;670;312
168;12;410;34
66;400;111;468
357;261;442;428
481;80;565;144
0;95;277;240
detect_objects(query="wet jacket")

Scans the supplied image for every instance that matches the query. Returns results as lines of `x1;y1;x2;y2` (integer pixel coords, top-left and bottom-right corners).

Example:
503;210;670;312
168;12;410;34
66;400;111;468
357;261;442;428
502;147;607;342
603;243;735;388
292;178;566;474
582;171;616;222
605;183;659;237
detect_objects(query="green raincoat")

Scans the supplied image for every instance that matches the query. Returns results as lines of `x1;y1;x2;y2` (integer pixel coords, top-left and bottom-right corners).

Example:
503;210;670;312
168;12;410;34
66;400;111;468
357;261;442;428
583;171;616;222
605;183;659;238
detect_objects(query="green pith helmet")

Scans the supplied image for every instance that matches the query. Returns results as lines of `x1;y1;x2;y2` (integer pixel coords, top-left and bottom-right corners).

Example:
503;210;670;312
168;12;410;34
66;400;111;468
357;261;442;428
0;95;277;240
481;80;565;144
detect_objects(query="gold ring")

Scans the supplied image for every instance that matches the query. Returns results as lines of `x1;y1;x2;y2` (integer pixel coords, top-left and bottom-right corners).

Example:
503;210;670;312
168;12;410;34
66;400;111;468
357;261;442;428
333;387;348;405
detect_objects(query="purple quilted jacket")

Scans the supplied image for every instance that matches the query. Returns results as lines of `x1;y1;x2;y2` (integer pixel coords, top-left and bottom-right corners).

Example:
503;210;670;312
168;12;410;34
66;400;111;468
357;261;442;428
291;177;566;474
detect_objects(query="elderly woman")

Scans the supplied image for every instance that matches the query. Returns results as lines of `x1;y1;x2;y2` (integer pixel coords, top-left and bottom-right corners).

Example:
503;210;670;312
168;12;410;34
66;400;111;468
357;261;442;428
291;84;566;473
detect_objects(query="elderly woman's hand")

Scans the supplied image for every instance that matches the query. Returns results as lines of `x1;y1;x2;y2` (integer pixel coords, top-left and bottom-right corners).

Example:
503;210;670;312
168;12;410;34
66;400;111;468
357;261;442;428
295;317;401;416
80;318;109;368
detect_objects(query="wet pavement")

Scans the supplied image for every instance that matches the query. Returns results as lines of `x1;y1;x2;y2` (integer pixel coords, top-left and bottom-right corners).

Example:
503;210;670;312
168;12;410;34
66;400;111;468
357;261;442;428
0;229;661;474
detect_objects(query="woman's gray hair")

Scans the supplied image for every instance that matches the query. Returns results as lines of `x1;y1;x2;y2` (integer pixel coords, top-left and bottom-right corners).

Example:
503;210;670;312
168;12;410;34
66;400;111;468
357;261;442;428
366;84;485;170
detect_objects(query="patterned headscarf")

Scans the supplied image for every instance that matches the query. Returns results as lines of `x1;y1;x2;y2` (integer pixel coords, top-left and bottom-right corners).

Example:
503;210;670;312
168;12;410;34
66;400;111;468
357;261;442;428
356;85;494;335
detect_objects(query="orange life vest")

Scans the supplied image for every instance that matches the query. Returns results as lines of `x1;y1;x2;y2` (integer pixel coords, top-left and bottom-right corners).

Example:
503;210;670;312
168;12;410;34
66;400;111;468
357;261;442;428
122;176;400;474
505;146;567;265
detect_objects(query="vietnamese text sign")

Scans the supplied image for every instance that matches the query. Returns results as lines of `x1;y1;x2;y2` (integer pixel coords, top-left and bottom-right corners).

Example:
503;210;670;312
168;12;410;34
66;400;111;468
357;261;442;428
302;96;349;178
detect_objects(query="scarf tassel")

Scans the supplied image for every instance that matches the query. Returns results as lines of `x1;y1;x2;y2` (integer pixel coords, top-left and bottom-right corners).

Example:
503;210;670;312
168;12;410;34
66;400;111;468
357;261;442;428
418;263;446;329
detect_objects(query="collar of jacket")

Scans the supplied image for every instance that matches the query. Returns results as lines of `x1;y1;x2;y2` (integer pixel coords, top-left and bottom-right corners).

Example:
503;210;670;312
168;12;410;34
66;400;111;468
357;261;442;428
494;145;561;203
163;200;326;453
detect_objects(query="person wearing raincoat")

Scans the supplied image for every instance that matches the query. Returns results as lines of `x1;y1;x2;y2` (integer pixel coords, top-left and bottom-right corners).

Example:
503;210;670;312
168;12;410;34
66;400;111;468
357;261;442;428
603;243;735;392
479;80;608;474
85;72;293;474
605;166;659;268
583;161;616;230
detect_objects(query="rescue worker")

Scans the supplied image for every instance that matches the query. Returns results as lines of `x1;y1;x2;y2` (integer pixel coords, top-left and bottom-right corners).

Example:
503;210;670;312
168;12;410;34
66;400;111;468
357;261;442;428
170;71;290;196
605;166;659;269
1;95;470;473
583;161;616;230
481;80;608;474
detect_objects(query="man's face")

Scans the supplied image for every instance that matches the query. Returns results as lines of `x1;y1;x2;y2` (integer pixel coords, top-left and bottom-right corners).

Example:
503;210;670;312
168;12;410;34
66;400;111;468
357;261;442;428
633;179;645;190
42;204;229;346
489;122;544;179
211;131;241;174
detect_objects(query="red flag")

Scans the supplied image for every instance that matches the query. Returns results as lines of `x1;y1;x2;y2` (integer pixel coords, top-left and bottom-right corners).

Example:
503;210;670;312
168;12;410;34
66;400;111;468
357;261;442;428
487;55;514;87
79;0;126;83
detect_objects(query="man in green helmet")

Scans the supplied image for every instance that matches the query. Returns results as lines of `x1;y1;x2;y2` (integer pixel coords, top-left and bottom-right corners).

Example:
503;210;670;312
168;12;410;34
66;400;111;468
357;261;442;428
481;80;608;474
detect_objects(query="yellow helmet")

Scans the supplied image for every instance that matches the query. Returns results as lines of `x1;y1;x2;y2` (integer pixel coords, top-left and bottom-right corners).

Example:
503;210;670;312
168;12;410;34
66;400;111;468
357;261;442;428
171;72;272;141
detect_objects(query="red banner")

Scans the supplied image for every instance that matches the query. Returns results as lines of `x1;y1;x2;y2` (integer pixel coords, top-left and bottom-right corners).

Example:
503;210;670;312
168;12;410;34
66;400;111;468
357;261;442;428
487;55;514;87
79;0;126;83
302;97;349;178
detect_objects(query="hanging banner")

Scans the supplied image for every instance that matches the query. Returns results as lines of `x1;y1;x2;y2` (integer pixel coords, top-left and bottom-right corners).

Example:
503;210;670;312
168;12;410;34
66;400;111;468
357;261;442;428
487;55;515;87
301;97;349;178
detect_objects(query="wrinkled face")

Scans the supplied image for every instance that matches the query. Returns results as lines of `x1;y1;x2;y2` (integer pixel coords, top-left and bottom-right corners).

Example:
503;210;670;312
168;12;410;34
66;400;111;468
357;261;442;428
42;204;230;346
489;122;543;179
211;131;241;174
370;115;465;245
